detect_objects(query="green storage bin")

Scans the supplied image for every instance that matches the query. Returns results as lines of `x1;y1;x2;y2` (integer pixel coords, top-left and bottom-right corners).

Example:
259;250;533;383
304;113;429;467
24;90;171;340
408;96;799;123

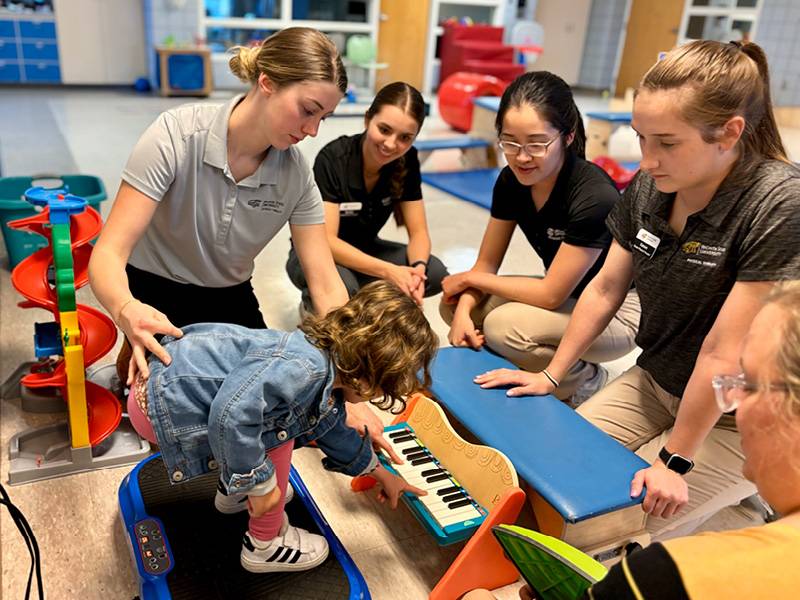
0;175;107;269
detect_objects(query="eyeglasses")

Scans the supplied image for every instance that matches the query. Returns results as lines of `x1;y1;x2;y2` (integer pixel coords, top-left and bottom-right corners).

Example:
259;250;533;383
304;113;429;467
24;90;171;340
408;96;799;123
497;137;559;158
711;373;789;413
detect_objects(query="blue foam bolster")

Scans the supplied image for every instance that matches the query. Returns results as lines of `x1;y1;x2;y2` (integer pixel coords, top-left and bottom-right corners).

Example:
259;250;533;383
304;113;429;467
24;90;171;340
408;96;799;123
414;137;490;151
429;347;648;523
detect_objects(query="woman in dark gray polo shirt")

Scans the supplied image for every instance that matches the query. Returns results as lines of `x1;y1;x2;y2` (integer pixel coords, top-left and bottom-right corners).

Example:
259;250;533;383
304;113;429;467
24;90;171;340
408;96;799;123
89;28;349;383
286;82;447;308
476;40;800;540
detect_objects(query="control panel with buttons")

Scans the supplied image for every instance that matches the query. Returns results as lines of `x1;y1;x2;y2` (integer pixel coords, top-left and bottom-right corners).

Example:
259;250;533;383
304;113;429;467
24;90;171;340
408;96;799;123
134;518;172;575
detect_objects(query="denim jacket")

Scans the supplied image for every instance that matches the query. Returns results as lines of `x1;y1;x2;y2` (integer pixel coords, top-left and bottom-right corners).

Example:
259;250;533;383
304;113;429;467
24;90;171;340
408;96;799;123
146;323;377;495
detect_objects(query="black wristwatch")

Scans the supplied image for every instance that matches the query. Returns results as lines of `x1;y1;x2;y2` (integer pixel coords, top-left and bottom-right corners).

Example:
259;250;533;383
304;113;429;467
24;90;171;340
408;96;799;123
410;260;428;273
659;447;695;475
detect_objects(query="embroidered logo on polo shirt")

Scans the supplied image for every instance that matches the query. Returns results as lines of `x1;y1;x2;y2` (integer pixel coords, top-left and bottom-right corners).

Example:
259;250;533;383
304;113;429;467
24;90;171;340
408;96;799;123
246;198;285;213
380;196;392;206
546;228;566;241
682;241;727;267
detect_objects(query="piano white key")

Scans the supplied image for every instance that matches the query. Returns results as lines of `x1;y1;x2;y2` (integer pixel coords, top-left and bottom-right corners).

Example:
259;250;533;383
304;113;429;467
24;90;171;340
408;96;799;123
385;427;484;533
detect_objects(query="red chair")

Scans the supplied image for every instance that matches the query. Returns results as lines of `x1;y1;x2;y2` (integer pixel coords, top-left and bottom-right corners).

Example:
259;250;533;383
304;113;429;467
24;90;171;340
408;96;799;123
438;72;507;133
593;156;637;191
439;23;525;86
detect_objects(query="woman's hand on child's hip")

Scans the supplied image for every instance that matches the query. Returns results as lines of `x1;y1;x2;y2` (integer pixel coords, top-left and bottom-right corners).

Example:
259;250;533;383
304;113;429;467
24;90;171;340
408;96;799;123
371;465;426;509
117;299;183;385
247;485;283;518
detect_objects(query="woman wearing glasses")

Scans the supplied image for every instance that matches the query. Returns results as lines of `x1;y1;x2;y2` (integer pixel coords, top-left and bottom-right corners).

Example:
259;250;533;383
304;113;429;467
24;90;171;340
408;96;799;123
440;71;640;403
476;41;800;540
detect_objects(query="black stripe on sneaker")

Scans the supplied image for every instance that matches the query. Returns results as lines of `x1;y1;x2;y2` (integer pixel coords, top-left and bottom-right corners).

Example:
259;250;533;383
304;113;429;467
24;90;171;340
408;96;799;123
217;480;227;494
287;549;301;564
242;535;256;553
277;547;295;563
266;547;285;562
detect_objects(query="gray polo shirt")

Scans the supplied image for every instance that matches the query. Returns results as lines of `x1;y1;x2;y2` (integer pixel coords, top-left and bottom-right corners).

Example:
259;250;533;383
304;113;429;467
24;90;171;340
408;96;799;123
607;160;800;397
121;94;324;287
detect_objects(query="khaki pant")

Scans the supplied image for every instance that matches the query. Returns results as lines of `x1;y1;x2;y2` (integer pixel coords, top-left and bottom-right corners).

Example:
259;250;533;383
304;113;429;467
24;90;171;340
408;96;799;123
439;286;641;398
577;365;756;540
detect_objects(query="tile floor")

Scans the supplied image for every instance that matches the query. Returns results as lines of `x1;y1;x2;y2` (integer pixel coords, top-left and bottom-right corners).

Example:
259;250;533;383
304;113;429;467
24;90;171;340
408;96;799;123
1;87;797;599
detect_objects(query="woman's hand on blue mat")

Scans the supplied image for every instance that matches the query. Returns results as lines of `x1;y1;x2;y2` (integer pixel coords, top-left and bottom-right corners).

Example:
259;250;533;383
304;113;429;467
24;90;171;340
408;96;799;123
474;368;556;397
630;463;689;519
247;485;283;518
371;465;427;509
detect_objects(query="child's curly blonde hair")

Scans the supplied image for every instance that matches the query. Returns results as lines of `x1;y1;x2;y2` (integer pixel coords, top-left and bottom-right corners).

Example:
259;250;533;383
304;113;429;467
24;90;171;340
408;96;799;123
300;280;439;413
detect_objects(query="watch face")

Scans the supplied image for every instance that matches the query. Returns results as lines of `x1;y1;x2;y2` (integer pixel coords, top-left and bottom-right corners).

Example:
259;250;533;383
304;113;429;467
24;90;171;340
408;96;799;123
667;454;693;474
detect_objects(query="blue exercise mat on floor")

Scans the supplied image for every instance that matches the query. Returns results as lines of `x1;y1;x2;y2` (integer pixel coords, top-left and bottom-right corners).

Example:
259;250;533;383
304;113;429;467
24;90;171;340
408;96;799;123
421;168;499;210
429;348;648;523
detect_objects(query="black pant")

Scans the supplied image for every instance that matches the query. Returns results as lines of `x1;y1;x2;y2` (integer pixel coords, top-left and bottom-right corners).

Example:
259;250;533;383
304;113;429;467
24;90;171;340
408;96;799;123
125;264;267;329
285;238;449;307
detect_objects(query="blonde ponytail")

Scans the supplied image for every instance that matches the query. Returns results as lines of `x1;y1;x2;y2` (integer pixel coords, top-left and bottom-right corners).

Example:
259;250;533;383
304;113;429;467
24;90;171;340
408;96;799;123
228;46;260;84
640;40;788;167
226;27;347;92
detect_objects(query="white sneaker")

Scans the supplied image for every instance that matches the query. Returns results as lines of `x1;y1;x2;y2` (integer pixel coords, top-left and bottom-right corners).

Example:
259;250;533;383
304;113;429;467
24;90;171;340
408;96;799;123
240;514;329;573
569;364;609;408
214;479;294;514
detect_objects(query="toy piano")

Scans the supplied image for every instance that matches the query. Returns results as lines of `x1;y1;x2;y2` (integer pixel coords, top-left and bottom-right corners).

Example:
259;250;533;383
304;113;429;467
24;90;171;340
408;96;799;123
353;393;528;599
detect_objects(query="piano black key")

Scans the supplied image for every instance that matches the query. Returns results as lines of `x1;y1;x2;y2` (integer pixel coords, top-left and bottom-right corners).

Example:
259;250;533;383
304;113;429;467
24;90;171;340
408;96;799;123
436;486;461;496
410;456;435;466
426;473;450;483
402;447;423;456
421;468;444;477
406;450;428;461
389;430;413;440
442;492;465;503
448;498;473;509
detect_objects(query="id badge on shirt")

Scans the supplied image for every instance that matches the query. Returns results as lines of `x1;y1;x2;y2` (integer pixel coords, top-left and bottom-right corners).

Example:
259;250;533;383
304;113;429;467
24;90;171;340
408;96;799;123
632;228;661;258
339;201;362;217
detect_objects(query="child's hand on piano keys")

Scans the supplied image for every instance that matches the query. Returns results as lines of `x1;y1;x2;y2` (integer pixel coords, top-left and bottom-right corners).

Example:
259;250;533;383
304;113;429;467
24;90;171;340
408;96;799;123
371;465;427;509
473;368;555;397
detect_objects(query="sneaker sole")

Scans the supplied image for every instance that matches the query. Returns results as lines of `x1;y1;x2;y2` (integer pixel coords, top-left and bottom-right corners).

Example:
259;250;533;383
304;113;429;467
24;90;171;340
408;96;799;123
240;544;329;573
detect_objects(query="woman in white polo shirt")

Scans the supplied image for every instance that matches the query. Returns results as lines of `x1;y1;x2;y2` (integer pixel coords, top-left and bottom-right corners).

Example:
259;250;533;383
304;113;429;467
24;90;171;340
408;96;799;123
89;28;349;384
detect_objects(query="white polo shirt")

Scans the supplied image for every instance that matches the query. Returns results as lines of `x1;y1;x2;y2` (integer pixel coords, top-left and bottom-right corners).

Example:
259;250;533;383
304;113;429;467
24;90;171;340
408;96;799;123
121;94;324;287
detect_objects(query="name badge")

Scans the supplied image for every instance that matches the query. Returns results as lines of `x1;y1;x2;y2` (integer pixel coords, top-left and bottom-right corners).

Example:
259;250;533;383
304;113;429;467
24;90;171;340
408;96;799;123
339;201;362;216
632;228;661;258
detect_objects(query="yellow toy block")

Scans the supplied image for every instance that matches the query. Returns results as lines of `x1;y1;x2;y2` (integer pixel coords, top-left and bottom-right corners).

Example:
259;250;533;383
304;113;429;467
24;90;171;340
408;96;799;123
64;344;90;448
60;311;81;348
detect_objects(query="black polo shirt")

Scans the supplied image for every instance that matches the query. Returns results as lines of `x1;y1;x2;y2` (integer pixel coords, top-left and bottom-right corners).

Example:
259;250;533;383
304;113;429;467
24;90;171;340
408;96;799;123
313;133;423;249
608;161;800;398
490;153;621;298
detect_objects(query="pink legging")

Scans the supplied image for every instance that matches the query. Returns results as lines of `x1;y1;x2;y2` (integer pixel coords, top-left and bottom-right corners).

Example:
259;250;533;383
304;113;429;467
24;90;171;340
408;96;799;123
128;388;293;541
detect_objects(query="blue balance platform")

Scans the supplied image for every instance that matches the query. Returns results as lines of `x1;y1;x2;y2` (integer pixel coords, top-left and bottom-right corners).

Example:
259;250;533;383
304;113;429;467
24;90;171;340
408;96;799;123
119;453;369;600
421;168;499;210
429;348;647;524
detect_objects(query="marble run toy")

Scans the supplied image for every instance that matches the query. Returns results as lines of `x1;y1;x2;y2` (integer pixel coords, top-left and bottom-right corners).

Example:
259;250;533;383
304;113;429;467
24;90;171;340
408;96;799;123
6;186;149;485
